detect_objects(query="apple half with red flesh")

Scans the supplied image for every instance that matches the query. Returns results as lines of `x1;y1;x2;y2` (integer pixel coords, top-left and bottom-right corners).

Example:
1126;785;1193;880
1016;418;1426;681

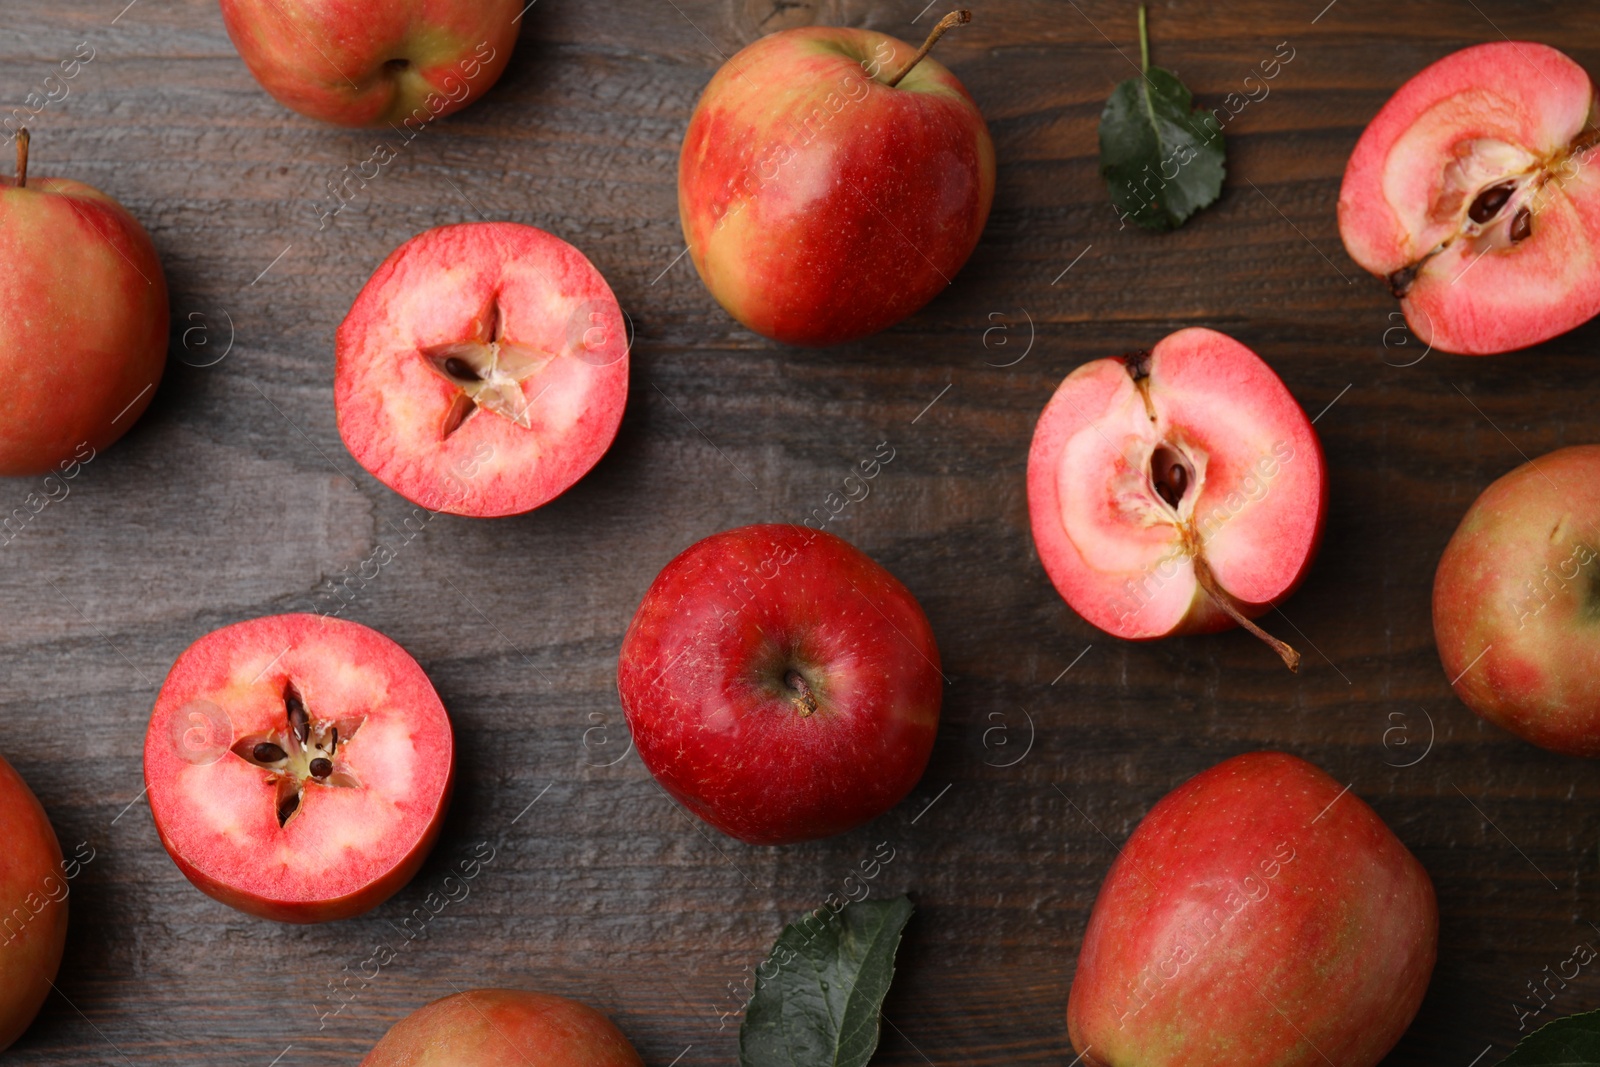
360;989;644;1067
145;614;453;923
678;13;995;346
336;222;629;518
0;131;168;476
1338;42;1600;355
1067;751;1438;1067
218;0;521;128
1434;445;1600;756
1027;327;1326;670
0;753;67;1052
617;524;942;845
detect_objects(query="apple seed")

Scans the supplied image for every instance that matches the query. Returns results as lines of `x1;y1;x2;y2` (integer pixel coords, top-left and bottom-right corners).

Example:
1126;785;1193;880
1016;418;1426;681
423;297;555;435
1150;444;1191;509
1510;206;1533;242
230;681;367;827
1467;181;1515;224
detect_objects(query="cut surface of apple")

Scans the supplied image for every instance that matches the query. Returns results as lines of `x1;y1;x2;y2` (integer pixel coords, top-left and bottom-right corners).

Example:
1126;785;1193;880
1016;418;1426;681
145;614;453;923
1027;328;1326;669
1338;41;1600;355
337;222;629;517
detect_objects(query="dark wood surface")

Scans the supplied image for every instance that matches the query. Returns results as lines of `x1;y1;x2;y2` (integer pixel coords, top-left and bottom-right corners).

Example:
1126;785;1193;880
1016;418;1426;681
3;1;1600;1063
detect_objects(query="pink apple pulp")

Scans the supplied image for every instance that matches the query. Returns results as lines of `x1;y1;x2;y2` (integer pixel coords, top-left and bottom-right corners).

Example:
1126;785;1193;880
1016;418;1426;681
1027;327;1327;669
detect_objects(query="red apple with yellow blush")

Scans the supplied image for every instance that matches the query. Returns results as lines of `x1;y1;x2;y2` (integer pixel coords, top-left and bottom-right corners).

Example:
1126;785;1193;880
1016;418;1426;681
678;13;995;346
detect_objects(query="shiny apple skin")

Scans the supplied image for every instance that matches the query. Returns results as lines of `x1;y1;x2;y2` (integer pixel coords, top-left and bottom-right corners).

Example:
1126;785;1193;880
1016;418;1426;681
1067;752;1437;1067
678;26;995;346
617;524;942;845
219;0;521;128
0;753;67;1052
0;174;168;476
1433;445;1600;755
359;989;643;1067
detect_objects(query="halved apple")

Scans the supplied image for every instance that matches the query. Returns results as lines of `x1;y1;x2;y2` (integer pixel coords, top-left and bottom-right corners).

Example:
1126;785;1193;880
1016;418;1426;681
1026;328;1327;669
1338;42;1600;355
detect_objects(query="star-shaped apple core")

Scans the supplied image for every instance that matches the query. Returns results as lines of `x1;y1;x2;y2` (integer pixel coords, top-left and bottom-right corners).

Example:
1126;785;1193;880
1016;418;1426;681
422;299;553;437
232;683;365;827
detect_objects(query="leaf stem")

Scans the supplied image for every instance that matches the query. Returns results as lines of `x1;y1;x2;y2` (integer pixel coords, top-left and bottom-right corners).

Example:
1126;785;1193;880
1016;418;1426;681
15;128;28;189
1137;4;1149;73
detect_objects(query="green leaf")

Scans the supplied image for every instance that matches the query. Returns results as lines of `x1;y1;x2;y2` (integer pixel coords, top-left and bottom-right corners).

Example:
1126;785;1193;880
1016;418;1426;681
739;895;915;1067
1097;5;1226;231
1502;1009;1600;1065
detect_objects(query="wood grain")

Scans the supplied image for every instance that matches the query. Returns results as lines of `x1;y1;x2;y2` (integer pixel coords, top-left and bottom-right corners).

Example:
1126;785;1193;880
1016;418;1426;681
3;0;1600;1063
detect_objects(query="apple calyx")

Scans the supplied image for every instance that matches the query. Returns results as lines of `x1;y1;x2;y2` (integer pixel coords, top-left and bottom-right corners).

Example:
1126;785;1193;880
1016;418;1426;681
1122;351;1303;672
885;9;971;88
422;297;553;434
13;128;28;189
1385;124;1600;298
231;682;365;827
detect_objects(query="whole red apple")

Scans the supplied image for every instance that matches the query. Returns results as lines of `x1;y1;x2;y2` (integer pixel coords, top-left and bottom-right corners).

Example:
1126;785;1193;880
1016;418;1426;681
1067;752;1437;1067
617;524;942;845
336;222;629;518
1434;445;1600;755
678;12;995;346
360;989;643;1067
145;614;454;923
0;752;67;1052
1338;42;1600;355
1027;327;1327;670
218;0;521;128
0;131;168;476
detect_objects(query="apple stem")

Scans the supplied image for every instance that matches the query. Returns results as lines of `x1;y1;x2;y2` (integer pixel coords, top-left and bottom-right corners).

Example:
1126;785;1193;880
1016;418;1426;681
885;9;972;89
14;128;28;189
1191;554;1302;672
1137;4;1149;73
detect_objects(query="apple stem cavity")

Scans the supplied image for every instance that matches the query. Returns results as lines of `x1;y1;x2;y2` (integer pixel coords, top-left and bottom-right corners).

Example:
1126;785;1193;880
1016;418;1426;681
14;128;28;189
1191;553;1302;672
784;669;819;717
885;9;972;89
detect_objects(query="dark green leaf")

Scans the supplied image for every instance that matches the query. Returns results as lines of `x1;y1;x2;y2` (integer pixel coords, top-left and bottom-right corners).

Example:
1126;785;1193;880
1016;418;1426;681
1098;60;1225;231
739;895;914;1067
1502;1009;1600;1065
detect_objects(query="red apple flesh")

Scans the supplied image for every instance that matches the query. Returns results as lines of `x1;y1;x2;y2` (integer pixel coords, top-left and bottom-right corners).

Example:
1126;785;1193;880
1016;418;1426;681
617;524;942;845
145;614;453;923
0;753;67;1052
218;0;521;128
678;14;995;346
1434;444;1600;755
1338;42;1600;355
1067;751;1438;1067
336;222;629;518
0;132;168;476
360;989;644;1067
1027;327;1327;669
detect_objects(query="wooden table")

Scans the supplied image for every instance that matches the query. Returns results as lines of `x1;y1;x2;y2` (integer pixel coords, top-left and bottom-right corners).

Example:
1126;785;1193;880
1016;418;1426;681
3;1;1598;1063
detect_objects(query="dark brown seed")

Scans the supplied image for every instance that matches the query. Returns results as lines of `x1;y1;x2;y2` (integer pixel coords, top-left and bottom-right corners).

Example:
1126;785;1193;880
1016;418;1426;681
1151;446;1191;508
330;727;339;754
1468;181;1515;224
444;357;480;381
252;742;287;763
286;687;310;744
309;758;334;779
277;791;300;826
1510;207;1533;242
